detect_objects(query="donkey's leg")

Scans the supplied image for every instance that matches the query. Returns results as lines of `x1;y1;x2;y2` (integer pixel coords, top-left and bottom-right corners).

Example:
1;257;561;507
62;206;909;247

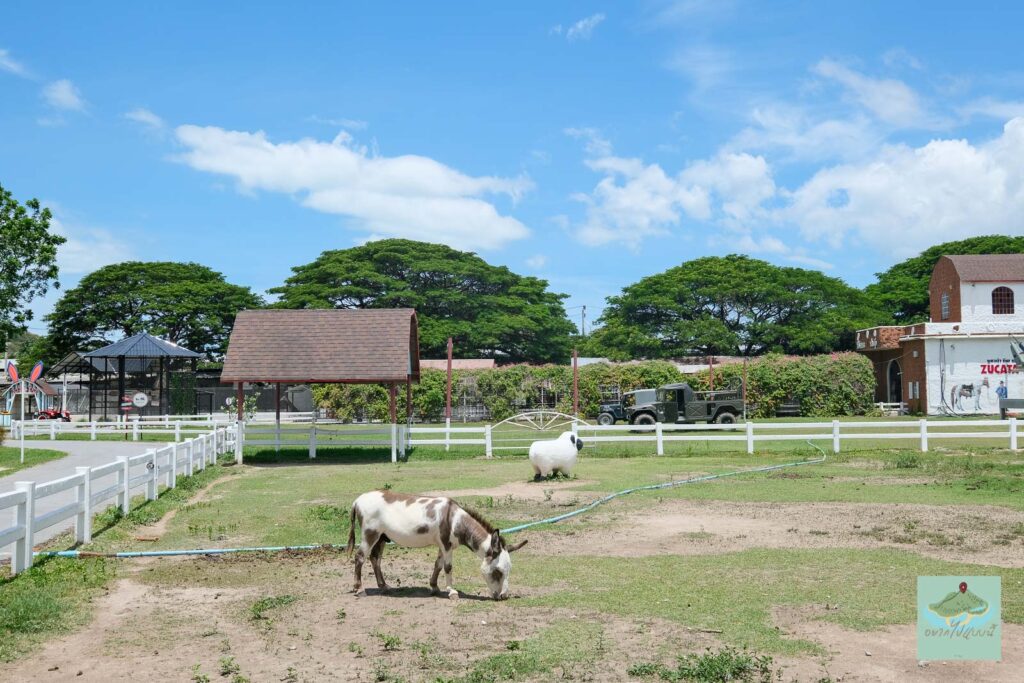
441;548;458;599
429;550;444;595
353;530;379;596
369;536;390;592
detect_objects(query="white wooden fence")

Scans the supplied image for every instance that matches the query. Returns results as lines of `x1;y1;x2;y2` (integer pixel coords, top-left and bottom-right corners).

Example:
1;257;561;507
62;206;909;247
573;418;1022;455
1;423;234;576
12;418;233;443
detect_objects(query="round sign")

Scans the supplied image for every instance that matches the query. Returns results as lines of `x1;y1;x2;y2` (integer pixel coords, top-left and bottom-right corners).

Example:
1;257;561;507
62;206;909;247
132;392;149;408
225;396;235;406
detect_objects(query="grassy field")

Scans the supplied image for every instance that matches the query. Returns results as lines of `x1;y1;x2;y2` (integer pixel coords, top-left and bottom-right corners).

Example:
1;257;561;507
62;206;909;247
2;441;1024;680
0;445;69;476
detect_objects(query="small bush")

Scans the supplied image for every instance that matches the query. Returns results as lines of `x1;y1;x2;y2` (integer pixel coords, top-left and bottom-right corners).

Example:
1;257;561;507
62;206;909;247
249;595;297;621
627;647;780;682
894;453;921;469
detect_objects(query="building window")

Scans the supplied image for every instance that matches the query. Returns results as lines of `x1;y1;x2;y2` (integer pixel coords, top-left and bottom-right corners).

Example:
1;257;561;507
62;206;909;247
992;286;1015;315
940;292;950;320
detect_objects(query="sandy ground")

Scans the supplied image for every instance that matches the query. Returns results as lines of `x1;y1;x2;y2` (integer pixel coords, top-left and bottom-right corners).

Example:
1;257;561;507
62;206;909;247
4;477;1024;681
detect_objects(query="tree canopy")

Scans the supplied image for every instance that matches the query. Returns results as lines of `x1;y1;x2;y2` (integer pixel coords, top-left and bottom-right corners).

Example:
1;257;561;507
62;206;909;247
46;261;263;359
270;239;576;363
866;235;1024;324
588;254;883;359
0;184;65;350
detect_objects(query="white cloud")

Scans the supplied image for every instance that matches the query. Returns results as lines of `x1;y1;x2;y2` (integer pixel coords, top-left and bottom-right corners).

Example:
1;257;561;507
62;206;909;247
882;47;923;71
728;106;882;162
959;97;1024;121
307;115;368;130
567;132;775;248
784;117;1024;258
49;216;133;276
564;127;612;157
0;48;28;77
812;59;929;127
665;45;734;91
174;125;533;250
566;13;605;41
526;254;547;269
42;79;85;111
124;107;164;130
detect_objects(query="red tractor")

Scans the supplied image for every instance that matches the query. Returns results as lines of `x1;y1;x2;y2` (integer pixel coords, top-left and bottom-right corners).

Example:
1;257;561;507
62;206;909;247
35;408;72;422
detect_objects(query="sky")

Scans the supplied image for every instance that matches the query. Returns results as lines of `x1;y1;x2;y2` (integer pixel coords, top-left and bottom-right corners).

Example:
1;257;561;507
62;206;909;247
3;1;1024;336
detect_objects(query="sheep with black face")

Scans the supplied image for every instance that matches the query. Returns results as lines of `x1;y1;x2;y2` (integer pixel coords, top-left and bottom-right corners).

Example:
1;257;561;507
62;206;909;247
528;431;583;480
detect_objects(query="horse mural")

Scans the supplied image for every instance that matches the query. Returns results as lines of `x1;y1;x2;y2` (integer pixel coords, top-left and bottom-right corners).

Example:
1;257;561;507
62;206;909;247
346;490;527;600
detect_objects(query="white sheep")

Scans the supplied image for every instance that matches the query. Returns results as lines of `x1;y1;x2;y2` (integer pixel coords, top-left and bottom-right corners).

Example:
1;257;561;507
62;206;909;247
528;431;583;479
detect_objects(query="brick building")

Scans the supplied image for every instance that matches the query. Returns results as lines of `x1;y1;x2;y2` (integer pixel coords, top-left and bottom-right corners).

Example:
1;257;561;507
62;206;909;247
857;254;1024;415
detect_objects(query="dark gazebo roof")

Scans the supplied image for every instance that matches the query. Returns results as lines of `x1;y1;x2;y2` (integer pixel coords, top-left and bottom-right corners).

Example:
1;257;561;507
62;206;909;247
82;332;202;359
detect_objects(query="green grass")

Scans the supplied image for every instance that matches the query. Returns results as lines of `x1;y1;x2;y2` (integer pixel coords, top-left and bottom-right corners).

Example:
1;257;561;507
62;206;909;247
0;445;69;476
249;594;297;621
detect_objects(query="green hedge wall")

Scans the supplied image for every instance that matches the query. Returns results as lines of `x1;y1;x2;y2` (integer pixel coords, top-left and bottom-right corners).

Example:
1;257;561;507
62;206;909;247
312;353;876;422
688;352;877;418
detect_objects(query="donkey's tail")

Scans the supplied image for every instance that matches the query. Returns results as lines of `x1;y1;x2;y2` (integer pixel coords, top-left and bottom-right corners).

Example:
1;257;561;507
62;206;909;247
345;503;358;554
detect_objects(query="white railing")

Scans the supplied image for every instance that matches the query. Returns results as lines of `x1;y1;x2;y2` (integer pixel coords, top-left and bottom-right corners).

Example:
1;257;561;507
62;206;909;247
1;423;235;576
12;418;231;443
572;418;1021;455
406;421;492;456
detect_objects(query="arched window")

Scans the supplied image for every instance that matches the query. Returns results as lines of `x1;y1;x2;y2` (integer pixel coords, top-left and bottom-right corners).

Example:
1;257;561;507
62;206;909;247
992;287;1015;315
940;292;950;320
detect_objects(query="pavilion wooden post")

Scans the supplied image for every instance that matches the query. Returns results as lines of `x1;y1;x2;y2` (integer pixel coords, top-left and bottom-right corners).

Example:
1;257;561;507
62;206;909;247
445;337;453;451
389;383;399;463
274;383;281;453
742;358;748;421
709;357;715;391
572;348;579;416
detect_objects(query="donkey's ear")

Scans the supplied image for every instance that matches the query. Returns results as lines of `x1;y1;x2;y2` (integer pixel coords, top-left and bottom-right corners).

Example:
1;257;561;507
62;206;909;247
507;539;528;552
490;530;501;551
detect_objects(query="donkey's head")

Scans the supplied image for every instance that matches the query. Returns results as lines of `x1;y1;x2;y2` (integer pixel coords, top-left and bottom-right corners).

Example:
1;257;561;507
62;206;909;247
481;530;527;600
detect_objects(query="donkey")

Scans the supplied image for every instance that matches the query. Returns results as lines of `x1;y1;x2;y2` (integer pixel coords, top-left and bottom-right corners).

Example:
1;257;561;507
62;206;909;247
346;490;527;600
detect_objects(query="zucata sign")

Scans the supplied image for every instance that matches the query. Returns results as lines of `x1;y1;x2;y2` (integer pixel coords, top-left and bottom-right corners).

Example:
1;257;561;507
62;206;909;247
918;576;1001;661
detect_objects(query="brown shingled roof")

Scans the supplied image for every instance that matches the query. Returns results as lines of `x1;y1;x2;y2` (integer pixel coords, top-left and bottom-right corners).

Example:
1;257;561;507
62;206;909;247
944;254;1024;283
221;309;419;383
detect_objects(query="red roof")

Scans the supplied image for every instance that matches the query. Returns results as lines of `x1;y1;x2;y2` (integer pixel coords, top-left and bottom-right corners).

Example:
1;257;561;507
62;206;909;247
943;254;1024;283
221;309;419;383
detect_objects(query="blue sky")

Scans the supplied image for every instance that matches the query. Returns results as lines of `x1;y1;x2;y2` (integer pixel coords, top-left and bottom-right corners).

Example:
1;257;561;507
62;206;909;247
3;1;1024;336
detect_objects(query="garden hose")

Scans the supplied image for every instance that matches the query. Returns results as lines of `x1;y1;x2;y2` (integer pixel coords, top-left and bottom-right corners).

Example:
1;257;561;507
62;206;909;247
34;441;827;560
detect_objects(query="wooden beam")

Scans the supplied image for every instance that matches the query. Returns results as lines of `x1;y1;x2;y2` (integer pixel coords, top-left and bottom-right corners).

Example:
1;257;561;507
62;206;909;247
389;384;397;423
236;383;244;420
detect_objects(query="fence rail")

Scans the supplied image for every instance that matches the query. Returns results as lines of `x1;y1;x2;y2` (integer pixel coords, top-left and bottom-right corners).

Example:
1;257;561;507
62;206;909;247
1;423;234;576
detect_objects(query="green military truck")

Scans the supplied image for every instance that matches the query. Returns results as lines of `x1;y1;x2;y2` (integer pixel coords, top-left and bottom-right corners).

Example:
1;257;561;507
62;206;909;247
625;381;744;425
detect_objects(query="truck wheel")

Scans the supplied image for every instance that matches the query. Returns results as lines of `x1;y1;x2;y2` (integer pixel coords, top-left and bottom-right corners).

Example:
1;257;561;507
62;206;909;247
715;412;737;425
597;412;615;426
632;413;656;426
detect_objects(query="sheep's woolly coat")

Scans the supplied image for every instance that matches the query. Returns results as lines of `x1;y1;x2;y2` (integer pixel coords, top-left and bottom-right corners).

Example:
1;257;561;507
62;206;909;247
528;431;582;478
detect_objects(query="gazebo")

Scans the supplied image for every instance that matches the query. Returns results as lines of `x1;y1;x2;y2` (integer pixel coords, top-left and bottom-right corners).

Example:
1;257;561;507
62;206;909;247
220;309;420;422
50;332;202;420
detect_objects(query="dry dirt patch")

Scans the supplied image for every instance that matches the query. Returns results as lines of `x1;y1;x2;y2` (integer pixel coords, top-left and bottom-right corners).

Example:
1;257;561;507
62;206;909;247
542;499;1024;567
774;605;1024;682
425;477;599;504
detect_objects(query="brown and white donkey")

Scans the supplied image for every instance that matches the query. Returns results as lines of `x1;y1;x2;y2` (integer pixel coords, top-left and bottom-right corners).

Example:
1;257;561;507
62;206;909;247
346;490;527;600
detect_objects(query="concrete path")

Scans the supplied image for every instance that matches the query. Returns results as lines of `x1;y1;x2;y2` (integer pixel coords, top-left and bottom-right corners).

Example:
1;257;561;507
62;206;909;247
1;439;172;561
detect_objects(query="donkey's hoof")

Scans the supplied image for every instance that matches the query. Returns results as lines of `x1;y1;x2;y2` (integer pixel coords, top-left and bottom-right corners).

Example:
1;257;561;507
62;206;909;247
447;590;460;601
354;589;367;598
430;586;441;596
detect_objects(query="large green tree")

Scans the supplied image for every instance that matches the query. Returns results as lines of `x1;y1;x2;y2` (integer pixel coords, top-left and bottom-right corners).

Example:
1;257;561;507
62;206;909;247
270;239;576;362
590;255;884;358
46;261;263;359
0;184;65;350
866;235;1024;323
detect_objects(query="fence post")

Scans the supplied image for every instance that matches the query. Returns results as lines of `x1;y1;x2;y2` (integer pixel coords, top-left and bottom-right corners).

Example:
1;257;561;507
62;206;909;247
919;419;929;453
146;449;158;500
399;424;406;460
164;414;170;427
485;424;493;458
1011;417;1018;451
746;421;754;455
235;421;244;465
185;441;194;476
169;443;178;488
14;481;35;574
309;423;317;459
832;420;841;454
389;423;397;463
175;421;181;442
75;466;92;543
118;456;131;513
445;417;451;452
50;421;57;440
132;420;139;441
656;422;664;456
91;420;97;440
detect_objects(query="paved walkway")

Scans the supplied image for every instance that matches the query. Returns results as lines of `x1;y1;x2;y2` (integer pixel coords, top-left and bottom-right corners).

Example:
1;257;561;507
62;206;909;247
1;439;172;561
